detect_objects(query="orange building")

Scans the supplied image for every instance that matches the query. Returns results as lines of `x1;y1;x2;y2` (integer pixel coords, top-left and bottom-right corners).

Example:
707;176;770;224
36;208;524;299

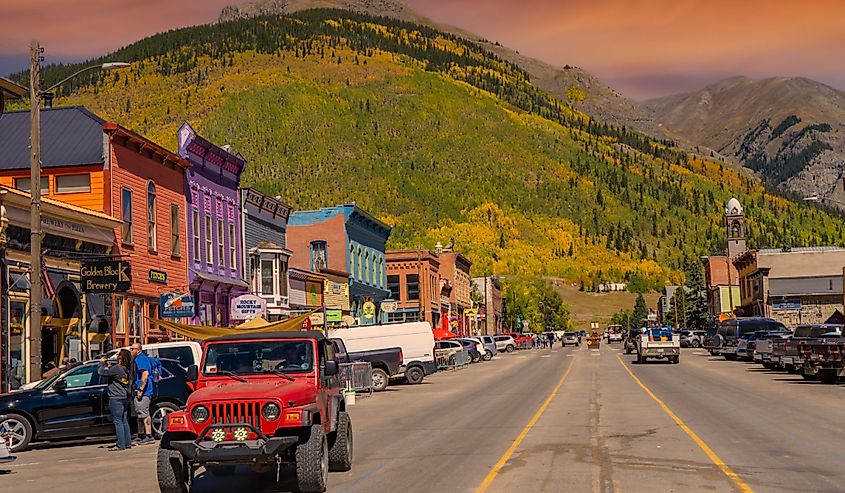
385;249;441;324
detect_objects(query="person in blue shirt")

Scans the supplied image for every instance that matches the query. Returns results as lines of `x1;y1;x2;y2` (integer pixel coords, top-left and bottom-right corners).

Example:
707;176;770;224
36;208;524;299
130;343;155;444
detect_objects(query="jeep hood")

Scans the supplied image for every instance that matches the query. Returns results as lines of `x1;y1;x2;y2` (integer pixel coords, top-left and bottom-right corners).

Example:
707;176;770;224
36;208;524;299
189;379;317;405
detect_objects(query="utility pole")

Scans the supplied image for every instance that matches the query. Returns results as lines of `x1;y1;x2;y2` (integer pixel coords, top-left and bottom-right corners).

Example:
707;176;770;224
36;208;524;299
29;40;43;383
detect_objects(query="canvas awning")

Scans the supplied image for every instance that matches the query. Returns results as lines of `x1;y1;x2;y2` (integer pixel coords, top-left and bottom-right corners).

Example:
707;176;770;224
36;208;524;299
152;311;316;340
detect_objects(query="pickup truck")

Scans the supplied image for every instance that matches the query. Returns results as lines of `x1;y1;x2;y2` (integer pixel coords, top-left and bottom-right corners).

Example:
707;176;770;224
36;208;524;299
329;338;403;392
752;329;792;366
157;330;351;493
774;324;843;374
635;328;680;364
800;331;845;384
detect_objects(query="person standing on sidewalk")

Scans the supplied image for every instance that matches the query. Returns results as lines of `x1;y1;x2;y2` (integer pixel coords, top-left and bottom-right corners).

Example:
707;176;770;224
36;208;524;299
98;349;132;450
130;343;155;444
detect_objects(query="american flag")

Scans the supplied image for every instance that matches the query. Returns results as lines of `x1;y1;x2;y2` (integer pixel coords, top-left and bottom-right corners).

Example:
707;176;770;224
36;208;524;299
41;257;56;300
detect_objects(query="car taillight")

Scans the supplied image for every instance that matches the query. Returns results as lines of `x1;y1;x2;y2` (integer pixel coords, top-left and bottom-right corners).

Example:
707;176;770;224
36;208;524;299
399;349;404;365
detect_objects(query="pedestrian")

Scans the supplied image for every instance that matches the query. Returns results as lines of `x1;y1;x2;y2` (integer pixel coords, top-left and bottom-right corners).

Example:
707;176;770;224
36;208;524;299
42;361;59;379
99;349;132;451
130;343;155;444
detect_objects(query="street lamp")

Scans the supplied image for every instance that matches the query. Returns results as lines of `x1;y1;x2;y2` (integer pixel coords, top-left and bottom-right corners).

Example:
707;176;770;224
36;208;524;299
27;40;128;382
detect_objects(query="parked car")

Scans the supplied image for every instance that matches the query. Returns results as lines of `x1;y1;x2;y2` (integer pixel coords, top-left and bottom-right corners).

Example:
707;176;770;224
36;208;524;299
493;335;517;353
624;328;644;354
329;321;437;384
506;332;534;349
708;317;789;360
702;326;719;354
477;336;498;358
456;339;483;363
157;330;351;493
465;336;495;360
105;341;202;369
0;358;191;452
679;330;708;348
562;332;579;347
330;339;403;391
776;324;844;374
435;340;466;365
752;329;792;365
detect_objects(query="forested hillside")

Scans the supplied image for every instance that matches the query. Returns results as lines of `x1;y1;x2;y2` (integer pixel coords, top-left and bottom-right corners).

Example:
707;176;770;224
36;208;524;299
14;10;845;290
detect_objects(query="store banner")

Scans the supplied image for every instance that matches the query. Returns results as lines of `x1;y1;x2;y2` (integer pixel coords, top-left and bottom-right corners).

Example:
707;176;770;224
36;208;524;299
160;293;195;319
80;260;131;293
231;294;267;321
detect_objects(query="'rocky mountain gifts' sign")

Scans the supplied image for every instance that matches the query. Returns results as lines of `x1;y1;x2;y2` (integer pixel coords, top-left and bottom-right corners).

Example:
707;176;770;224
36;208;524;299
81;261;131;293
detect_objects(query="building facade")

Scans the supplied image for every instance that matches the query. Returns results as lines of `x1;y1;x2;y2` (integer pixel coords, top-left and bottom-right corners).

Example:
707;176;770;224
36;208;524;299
241;188;292;321
701;256;741;317
287;204;391;325
177;123;248;326
288;267;325;316
471;275;502;335
386;249;441;324
438;251;473;335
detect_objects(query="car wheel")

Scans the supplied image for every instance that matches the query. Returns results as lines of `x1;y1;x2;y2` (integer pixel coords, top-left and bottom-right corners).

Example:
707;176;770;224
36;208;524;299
786;364;799;374
483;350;493;361
371;368;389;392
405;366;425;384
673;356;680;364
506;345;515;353
328;412;353;472
0;414;32;452
636;354;644;364
152;402;180;439
691;340;701;348
800;370;817;381
157;447;190;493
295;424;328;493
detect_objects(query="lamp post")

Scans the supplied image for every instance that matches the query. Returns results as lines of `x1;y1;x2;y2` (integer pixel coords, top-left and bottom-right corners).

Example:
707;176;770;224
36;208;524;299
27;40;129;382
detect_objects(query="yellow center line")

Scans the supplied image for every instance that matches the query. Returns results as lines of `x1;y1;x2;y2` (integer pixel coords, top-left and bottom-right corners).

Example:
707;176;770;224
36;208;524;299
615;354;754;493
475;357;576;493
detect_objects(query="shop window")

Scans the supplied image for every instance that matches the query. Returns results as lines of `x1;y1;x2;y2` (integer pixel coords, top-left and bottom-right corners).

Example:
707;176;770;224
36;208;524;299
217;220;225;267
387;275;401;300
311;241;327;271
261;259;274;295
55;174;91;193
147;182;157;251
229;223;237;270
14;176;49;195
192;210;200;262
279;259;289;298
406;274;420;301
205;216;213;265
171;205;181;257
115;296;126;335
364;252;370;284
121;188;133;245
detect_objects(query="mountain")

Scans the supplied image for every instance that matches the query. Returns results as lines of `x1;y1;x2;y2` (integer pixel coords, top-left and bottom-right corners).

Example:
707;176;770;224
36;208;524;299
13;10;845;291
217;0;662;137
644;76;845;206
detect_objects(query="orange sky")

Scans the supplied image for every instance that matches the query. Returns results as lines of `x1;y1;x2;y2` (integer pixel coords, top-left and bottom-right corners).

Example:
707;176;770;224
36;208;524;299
1;0;843;99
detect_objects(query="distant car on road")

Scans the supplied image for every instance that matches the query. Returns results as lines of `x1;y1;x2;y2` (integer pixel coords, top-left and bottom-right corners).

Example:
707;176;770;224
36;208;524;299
493;335;516;353
562;333;579;347
679;330;708;348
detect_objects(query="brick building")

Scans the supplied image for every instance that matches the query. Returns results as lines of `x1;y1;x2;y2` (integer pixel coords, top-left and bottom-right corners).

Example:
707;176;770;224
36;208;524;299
438;251;473;335
386;249;441;324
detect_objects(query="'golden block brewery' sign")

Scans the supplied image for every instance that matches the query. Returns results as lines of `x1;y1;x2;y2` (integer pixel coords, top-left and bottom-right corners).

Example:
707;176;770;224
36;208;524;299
81;261;132;293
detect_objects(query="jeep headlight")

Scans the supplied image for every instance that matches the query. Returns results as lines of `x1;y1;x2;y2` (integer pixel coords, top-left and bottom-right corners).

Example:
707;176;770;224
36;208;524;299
262;402;281;421
191;405;209;423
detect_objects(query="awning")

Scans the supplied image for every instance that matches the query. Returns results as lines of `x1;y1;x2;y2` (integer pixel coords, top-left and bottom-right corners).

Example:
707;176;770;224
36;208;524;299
192;271;250;289
433;328;458;340
151;311;316;340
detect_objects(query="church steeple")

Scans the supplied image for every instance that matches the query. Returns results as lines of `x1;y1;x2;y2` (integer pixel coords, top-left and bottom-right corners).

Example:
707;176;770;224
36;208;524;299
725;198;747;258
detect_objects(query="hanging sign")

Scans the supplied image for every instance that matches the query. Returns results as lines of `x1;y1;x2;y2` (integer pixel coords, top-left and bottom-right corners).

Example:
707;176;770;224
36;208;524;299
230;294;267;321
81;261;131;293
160;293;195;319
362;301;376;324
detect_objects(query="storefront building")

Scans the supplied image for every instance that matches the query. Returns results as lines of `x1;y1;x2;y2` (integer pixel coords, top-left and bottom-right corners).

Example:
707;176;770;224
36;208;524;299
178;123;248;326
471;276;502;335
0;187;120;390
289;267;325;315
438;251;473;336
241;188;292;321
287;204;391;325
386;249;441;324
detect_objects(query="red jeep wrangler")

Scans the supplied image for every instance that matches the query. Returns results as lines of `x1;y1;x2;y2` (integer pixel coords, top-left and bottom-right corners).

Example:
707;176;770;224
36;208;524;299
156;331;352;493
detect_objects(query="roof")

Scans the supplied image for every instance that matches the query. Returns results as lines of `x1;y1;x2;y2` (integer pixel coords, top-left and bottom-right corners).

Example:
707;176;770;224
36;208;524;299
206;330;326;342
0;77;26;99
0;106;106;170
758;246;845;255
725;197;743;215
103;122;189;170
177;121;245;176
289;203;392;236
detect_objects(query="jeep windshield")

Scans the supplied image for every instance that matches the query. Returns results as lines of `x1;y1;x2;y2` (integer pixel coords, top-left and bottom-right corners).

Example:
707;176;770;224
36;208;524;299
202;340;315;376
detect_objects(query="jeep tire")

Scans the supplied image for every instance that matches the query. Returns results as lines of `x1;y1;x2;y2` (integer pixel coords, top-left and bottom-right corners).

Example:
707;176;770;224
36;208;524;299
371;368;389;392
295;424;328;493
157;447;190;493
405;366;425;384
329;412;353;472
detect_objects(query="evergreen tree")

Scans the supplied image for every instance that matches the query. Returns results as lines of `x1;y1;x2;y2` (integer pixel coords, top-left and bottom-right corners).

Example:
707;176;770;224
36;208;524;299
632;293;649;328
683;257;709;329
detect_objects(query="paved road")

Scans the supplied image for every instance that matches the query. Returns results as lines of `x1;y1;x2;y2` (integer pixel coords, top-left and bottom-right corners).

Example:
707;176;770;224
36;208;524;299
5;344;845;492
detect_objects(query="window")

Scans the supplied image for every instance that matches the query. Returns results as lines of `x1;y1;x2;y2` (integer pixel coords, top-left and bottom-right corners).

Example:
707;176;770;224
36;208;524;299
170;205;180;257
349;244;354;273
279;259;288;298
387;275;401;300
147;182;156;251
14;177;49;195
121;188;133;244
205;216;213;264
261;260;274;295
55;174;91;193
217;220;224;267
364;252;370;284
311;241;327;271
357;248;363;280
406;274;420;300
192;211;200;262
60;364;100;389
229;223;237;270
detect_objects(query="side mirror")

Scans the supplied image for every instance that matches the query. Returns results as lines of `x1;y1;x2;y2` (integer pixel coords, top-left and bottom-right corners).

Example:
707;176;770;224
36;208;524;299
185;365;198;383
324;360;338;377
53;379;67;391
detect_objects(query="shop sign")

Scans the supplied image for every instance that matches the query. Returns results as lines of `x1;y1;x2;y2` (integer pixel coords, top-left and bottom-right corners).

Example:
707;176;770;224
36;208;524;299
773;299;801;311
149;269;168;284
160;293;195;319
362;301;376;324
465;308;478;318
326;309;343;323
309;312;324;326
81;260;131;293
380;300;398;313
231;294;267;320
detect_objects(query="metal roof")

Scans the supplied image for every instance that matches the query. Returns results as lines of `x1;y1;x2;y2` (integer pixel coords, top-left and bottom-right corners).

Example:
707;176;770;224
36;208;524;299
0;106;105;170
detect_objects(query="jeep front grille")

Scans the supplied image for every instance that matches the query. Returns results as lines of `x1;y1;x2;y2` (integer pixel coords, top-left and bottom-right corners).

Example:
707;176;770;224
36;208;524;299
210;401;261;427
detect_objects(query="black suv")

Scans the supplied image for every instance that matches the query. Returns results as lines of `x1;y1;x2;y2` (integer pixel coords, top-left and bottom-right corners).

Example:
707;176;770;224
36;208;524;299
708;317;789;360
0;358;191;452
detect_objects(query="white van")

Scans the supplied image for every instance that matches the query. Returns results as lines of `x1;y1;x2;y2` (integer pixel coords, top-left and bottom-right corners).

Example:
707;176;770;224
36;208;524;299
329;321;438;384
107;341;202;369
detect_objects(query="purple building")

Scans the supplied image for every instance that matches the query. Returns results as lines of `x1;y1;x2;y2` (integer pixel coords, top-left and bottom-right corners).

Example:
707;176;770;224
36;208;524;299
177;122;249;326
